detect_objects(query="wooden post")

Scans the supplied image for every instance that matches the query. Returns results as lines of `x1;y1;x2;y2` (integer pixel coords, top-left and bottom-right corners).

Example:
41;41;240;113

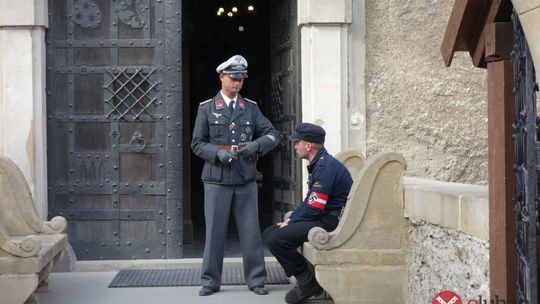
486;22;517;303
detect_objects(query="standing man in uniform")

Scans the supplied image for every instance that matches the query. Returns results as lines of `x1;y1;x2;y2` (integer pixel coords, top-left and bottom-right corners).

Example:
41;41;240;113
191;55;279;296
263;123;353;304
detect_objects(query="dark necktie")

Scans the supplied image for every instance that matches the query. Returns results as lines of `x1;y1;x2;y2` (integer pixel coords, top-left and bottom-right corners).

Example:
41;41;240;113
229;100;235;114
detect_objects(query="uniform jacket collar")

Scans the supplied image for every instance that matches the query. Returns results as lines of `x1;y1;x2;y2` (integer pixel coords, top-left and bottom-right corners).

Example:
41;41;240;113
307;148;328;172
213;92;246;120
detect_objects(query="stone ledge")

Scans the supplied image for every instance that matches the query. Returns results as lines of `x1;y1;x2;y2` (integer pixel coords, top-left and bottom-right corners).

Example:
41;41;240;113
404;177;488;240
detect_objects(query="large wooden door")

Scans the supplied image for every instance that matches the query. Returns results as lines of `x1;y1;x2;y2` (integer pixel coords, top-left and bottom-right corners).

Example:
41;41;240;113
269;0;302;220
46;0;183;259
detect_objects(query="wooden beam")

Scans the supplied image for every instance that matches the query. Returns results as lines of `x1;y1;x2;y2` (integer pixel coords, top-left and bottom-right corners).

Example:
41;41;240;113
487;25;517;302
484;22;514;62
441;0;490;67
471;0;502;67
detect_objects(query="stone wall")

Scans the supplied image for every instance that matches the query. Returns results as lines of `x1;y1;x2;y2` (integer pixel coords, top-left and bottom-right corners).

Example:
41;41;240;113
365;0;488;184
405;177;490;303
408;220;489;303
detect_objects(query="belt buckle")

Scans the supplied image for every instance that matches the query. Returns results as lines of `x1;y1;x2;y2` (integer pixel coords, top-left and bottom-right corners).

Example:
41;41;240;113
231;145;239;152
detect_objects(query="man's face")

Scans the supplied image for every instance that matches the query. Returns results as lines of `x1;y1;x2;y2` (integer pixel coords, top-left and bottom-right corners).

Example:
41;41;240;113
293;140;310;159
220;74;244;96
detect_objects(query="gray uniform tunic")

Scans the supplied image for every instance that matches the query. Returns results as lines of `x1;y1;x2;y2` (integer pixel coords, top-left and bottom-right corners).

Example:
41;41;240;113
191;92;279;289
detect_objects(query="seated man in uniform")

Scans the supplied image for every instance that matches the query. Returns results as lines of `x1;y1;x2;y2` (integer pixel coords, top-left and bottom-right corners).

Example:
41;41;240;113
263;123;353;304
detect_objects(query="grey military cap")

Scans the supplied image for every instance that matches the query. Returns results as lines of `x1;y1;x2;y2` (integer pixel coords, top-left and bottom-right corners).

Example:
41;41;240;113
216;55;248;79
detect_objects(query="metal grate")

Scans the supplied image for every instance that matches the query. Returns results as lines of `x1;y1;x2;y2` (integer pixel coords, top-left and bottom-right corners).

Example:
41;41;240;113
104;68;159;119
108;266;290;288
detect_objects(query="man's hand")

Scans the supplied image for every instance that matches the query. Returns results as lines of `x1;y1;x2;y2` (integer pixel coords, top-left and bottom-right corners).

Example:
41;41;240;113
238;141;260;157
217;150;238;164
277;219;290;228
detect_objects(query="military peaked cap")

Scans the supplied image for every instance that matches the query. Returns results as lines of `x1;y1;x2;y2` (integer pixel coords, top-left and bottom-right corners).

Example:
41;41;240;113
216;55;248;79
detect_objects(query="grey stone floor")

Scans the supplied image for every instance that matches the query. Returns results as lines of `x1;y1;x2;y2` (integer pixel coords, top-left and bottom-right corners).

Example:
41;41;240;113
38;271;293;304
38;269;332;304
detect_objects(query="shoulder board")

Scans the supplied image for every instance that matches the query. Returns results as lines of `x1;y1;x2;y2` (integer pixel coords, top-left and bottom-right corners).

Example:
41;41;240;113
317;156;326;167
245;98;258;105
199;99;212;106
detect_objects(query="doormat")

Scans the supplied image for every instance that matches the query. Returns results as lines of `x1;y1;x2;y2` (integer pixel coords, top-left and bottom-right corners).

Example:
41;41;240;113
108;266;289;288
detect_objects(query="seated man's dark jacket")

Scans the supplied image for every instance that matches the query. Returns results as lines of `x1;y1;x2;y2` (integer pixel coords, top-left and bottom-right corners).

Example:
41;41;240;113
289;148;353;222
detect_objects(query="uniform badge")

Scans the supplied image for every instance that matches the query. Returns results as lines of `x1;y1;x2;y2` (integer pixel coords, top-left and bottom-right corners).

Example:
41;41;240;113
216;99;224;110
245;126;252;134
240;133;247;141
312;181;322;189
229;122;236;130
238;99;245;109
212;112;222;118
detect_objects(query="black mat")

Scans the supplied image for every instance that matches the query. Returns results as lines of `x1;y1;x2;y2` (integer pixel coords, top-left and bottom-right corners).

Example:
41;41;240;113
109;266;289;288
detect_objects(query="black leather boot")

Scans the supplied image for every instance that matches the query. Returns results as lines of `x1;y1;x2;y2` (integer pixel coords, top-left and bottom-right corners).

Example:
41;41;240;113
285;269;324;304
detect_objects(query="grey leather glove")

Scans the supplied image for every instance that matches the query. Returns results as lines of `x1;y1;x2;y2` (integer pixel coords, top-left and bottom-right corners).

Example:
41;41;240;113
217;150;238;164
238;141;260;158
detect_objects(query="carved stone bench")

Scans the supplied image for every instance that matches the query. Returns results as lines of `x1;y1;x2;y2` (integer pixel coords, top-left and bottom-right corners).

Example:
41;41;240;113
0;156;68;304
300;151;409;303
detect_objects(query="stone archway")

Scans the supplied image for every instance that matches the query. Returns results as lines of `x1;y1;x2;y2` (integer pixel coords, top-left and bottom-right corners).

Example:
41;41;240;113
513;2;540;71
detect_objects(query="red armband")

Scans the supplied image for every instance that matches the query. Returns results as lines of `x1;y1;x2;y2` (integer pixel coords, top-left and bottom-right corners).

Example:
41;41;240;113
307;192;329;210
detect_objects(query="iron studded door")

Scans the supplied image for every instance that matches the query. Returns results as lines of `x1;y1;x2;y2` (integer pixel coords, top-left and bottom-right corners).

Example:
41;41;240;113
46;0;183;259
269;0;302;220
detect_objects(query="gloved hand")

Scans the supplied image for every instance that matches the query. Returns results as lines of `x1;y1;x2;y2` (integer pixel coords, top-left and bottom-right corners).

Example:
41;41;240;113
238;141;260;158
217;150;238;164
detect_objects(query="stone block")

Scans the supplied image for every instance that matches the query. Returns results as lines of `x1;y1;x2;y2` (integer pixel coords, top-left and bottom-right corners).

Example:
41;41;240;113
0;0;47;27
442;192;461;230
316;264;407;304
404;177;488;235
460;195;489;240
0;274;38;304
298;0;352;25
405;186;445;226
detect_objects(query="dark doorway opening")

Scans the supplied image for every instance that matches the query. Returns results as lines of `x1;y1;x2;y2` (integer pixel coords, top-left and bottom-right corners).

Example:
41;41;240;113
182;0;274;257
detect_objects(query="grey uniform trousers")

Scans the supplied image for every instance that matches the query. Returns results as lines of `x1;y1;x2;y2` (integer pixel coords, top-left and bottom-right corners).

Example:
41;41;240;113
201;181;267;289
